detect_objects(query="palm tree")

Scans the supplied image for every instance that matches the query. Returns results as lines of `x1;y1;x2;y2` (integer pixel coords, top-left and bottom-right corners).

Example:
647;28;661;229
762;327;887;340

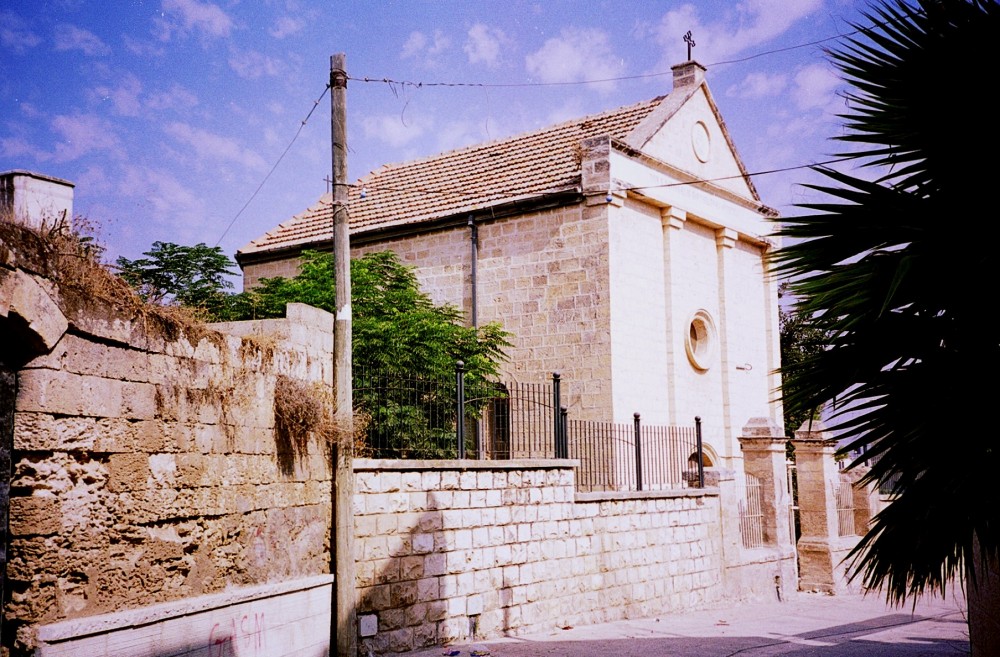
771;0;999;605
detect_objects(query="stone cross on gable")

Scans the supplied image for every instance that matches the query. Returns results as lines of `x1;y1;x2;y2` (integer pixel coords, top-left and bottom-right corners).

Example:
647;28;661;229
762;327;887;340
684;31;696;60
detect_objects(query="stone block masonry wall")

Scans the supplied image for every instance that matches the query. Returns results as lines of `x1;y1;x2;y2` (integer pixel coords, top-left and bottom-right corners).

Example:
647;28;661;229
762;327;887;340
0;225;335;657
352;460;725;655
352;203;616;423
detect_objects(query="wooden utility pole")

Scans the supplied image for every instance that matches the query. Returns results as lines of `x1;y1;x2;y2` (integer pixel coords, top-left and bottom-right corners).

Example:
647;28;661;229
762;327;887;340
330;52;356;657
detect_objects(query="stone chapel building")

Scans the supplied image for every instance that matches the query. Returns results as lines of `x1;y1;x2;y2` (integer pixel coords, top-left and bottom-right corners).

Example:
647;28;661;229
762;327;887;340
238;61;784;471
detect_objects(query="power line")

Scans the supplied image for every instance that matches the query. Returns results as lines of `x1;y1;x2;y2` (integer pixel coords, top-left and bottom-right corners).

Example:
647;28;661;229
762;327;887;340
215;10;889;243
346;22;875;91
214;83;330;248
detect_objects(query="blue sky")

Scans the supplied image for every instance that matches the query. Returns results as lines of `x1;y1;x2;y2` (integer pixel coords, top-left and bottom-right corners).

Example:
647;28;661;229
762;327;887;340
1;0;870;283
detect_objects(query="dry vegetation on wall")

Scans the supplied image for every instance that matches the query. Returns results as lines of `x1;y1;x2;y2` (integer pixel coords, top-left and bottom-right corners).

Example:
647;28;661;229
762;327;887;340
273;375;372;471
0;212;215;347
0;213;367;453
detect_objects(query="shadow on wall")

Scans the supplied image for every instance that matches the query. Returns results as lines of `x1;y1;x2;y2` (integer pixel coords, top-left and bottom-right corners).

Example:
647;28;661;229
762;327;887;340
357;481;563;657
357;507;462;656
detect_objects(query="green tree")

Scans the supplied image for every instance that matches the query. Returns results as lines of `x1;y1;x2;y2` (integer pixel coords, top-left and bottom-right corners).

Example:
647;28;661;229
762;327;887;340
771;0;998;603
231;249;510;381
778;285;831;452
115;241;236;312
224;250;511;458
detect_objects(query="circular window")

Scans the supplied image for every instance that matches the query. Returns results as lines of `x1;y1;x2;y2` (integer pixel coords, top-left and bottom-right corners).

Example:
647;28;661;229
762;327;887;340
685;310;717;371
692;121;711;163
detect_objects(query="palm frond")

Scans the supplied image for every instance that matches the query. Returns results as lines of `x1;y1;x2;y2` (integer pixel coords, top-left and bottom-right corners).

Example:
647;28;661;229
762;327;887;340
771;0;1000;600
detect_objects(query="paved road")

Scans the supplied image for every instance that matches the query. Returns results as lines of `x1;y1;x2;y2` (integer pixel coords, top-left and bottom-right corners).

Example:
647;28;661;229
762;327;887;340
399;589;970;657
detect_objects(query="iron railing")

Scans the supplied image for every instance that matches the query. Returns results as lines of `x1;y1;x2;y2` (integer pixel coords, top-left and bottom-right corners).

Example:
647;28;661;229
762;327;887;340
353;364;703;492
739;472;765;548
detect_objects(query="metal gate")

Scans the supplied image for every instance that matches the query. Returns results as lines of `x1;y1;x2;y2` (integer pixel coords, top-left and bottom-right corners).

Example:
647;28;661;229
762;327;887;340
787;460;800;551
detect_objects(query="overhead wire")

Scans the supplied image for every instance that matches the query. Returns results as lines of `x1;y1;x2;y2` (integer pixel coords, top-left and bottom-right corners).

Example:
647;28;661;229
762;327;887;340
344;14;896;90
214;83;330;247
217;10;895;243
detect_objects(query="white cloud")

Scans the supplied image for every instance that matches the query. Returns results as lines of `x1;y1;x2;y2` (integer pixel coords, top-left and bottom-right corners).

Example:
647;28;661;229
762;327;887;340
543;99;588;127
123;35;165;57
18;102;43;119
464;24;508;69
75;165;114;196
51;114;122;162
0;12;42;52
401;29;451;66
401;31;427;59
93;74;144;116
116;165;210;237
228;49;282;79
53;24;111;56
158;0;233;40
647;0;823;73
146;84;199;112
164;122;268;170
361;113;430;149
435;119;484;153
791;63;842;111
727;71;787;99
525;27;619;94
0;135;47;161
269;16;304;39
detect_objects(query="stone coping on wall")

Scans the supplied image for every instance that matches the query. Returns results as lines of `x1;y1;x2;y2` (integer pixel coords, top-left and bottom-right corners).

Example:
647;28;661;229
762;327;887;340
36;575;335;643
353;458;579;471
353;458;719;502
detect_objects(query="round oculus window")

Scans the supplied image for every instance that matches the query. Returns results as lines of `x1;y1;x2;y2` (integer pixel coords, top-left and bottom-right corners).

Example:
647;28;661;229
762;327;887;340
692;121;711;163
685;310;717;371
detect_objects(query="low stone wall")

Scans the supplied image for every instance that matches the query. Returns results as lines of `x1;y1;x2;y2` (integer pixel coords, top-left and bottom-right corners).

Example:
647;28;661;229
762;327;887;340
352;460;732;655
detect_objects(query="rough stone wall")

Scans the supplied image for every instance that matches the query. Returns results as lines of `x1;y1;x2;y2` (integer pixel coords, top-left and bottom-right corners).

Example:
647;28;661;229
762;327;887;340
352;460;727;655
0;227;333;656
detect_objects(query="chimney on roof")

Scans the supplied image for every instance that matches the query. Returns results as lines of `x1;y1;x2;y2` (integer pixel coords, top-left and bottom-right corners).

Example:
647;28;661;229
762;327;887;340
0;170;75;231
671;61;706;91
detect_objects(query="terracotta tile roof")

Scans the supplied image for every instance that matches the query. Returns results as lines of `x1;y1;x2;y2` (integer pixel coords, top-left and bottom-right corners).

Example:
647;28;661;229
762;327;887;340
239;95;665;258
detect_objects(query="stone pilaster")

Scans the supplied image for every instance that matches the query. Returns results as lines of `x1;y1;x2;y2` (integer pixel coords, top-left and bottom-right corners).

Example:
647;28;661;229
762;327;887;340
660;207;685;424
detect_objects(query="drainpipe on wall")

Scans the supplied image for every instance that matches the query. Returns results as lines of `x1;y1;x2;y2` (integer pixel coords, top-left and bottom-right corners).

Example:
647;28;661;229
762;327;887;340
468;215;478;328
468;216;484;458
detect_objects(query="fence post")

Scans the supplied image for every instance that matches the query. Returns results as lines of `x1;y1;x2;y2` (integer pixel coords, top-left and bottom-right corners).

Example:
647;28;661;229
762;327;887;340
634;412;643;491
560;406;568;458
553;372;566;458
456;361;466;459
695;416;704;488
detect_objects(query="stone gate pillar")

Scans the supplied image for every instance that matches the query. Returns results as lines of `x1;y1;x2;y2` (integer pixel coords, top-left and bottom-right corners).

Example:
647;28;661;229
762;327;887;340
738;417;793;549
791;420;861;594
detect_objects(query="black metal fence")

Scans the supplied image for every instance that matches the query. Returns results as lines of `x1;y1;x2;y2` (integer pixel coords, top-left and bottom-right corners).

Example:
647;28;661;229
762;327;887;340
568;415;703;493
353;363;704;492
